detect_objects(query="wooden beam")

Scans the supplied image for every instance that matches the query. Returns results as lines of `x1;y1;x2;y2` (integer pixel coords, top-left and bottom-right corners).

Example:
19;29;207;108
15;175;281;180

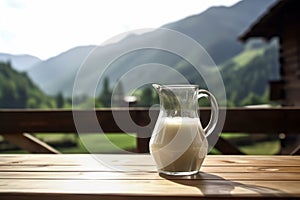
1;108;300;154
291;145;300;155
214;137;244;155
0;108;300;134
219;107;300;134
1;133;60;154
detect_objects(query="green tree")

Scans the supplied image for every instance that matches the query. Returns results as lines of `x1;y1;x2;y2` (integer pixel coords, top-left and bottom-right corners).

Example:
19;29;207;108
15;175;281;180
98;77;112;107
1;81;18;108
112;81;125;107
240;92;266;106
56;92;65;108
138;87;154;107
16;87;28;108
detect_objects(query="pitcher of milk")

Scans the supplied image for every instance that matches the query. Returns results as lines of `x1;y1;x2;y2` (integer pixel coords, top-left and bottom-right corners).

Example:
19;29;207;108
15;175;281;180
150;84;218;176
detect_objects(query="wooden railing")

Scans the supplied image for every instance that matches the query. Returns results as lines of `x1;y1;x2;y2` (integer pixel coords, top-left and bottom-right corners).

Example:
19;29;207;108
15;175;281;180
0;107;299;154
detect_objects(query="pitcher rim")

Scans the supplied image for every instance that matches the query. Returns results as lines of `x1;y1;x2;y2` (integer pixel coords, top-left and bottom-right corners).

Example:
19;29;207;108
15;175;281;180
158;84;199;88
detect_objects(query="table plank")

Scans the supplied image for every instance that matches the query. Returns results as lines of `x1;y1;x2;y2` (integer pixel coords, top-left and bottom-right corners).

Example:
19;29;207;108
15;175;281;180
1;154;300;166
0;171;299;180
0;179;299;198
0;155;299;200
1;166;300;173
1;155;299;173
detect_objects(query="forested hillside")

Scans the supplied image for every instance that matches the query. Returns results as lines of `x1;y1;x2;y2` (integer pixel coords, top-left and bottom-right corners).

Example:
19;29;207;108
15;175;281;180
221;40;279;106
0;61;54;108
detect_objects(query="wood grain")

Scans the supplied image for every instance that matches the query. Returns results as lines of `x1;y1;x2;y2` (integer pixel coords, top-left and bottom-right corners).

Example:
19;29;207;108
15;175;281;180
0;171;299;180
1;154;299;166
0;155;299;200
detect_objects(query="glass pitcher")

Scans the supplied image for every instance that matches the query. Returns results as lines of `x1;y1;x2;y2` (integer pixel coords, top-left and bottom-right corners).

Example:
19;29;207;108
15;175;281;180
149;84;218;176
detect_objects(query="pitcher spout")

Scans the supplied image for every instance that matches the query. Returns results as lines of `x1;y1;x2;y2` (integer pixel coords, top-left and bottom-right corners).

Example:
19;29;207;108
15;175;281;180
152;84;162;93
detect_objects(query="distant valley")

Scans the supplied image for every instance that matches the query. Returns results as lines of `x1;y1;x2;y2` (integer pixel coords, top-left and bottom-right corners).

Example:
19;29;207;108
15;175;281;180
0;0;279;107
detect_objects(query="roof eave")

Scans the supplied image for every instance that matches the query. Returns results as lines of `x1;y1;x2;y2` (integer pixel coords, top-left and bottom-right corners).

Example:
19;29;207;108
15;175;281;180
239;0;287;42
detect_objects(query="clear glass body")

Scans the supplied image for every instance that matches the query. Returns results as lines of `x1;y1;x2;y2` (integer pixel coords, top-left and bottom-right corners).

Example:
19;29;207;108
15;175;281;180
150;84;218;176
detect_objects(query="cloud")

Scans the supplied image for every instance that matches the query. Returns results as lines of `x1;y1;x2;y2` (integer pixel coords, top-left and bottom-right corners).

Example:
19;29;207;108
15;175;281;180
0;0;240;59
4;0;26;9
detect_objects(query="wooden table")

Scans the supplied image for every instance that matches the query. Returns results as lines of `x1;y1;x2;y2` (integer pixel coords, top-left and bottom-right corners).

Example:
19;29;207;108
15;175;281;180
0;154;299;199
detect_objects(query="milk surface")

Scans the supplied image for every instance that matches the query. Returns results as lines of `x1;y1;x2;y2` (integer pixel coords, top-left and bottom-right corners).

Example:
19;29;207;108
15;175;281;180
150;117;208;174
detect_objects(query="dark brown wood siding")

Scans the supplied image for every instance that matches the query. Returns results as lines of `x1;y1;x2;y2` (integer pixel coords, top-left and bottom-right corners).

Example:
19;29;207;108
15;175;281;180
279;11;300;106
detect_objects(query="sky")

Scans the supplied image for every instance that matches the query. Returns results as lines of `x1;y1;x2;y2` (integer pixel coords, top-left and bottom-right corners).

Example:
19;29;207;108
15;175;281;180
0;0;240;60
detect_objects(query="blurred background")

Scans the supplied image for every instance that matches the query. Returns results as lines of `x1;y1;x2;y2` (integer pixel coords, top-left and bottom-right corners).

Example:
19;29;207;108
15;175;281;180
1;0;299;154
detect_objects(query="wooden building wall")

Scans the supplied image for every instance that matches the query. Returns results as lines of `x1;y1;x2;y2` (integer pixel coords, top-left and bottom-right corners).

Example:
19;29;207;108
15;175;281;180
279;10;300;106
269;4;300;106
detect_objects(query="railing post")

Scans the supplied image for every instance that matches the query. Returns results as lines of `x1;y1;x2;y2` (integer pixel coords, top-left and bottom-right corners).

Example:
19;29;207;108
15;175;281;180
137;127;151;153
134;108;156;153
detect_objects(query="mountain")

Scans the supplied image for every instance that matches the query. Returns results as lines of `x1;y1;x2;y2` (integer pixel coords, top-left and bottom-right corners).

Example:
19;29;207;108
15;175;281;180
0;61;54;108
28;45;96;96
163;0;277;64
0;53;41;71
27;0;278;97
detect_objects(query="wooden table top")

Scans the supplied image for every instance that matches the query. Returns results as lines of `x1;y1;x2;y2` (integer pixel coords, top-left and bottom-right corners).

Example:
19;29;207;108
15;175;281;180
0;154;299;200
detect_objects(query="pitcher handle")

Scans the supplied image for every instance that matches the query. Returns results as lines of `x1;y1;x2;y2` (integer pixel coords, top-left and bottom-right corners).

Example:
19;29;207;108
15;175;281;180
197;89;219;137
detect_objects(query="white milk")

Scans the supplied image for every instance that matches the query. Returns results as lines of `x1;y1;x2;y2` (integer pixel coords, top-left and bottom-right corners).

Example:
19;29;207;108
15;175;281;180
150;117;208;174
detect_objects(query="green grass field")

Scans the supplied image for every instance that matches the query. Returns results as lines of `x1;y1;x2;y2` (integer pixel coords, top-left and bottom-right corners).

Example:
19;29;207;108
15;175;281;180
37;133;137;153
0;133;136;154
1;132;280;155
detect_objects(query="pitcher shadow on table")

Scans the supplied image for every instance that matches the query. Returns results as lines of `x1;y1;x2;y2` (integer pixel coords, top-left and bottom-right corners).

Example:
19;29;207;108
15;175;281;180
159;172;287;197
